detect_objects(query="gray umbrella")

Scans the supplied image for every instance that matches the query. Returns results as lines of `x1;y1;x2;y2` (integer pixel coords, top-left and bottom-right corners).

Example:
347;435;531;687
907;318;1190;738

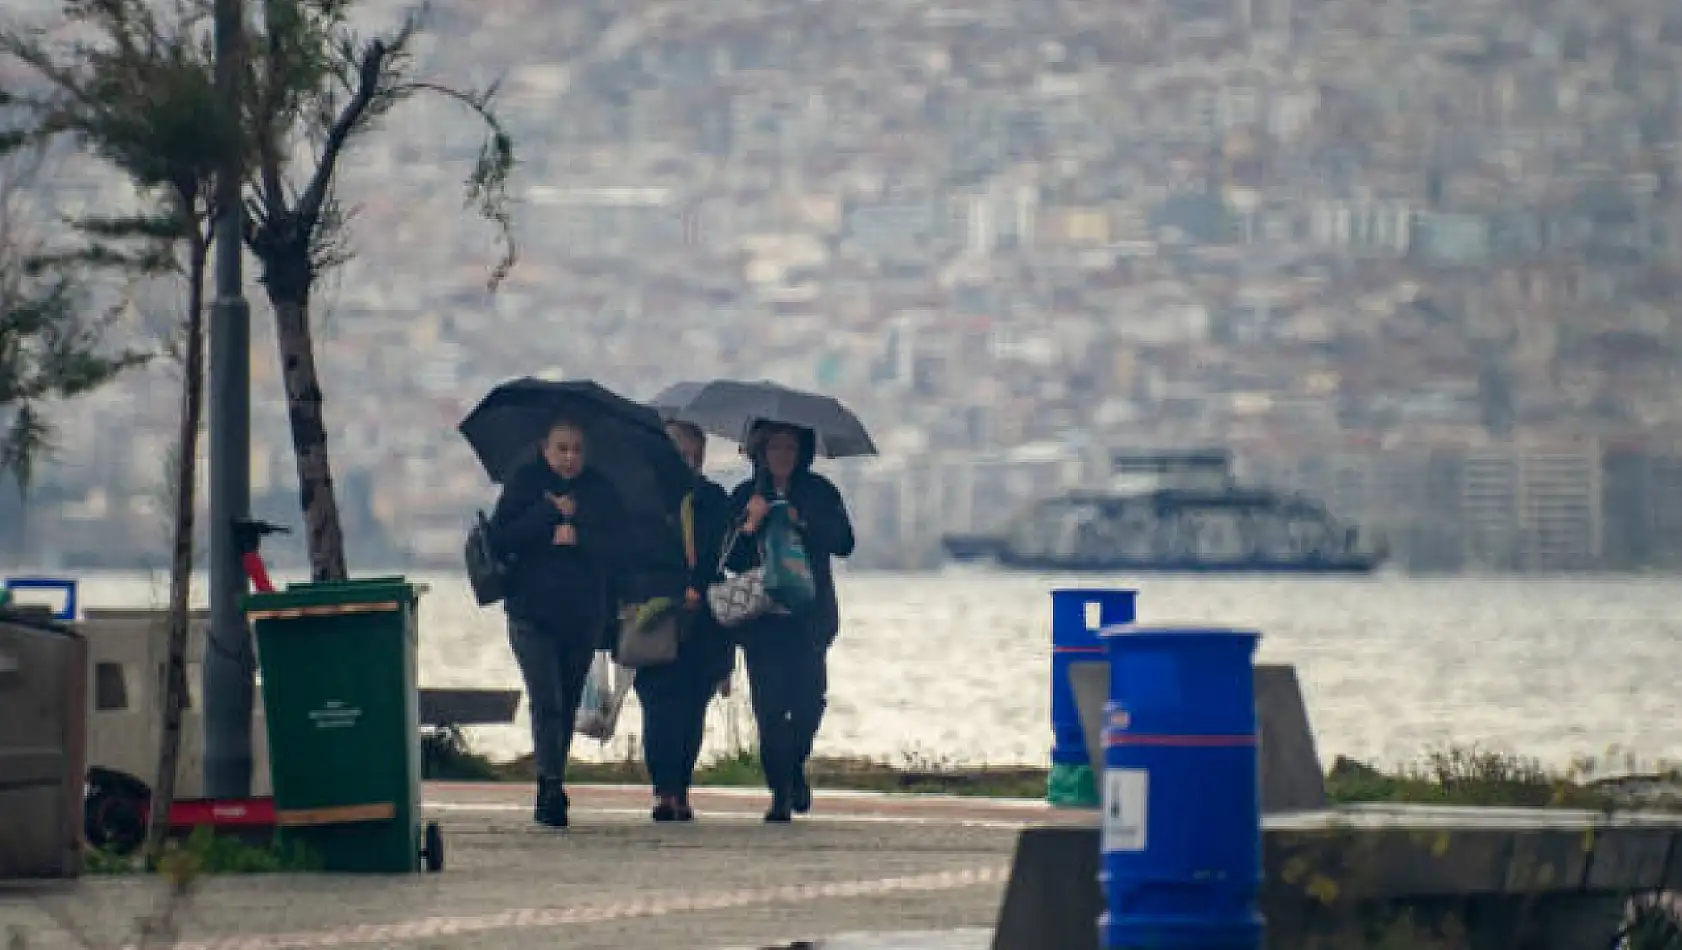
650;379;879;458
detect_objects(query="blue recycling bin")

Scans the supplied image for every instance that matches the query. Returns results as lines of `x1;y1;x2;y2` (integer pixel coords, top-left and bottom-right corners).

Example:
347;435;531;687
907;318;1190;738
1098;625;1263;950
1048;589;1136;807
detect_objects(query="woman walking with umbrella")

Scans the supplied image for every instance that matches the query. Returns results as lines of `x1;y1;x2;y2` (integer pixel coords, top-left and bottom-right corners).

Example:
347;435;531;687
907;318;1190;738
632;420;735;822
485;415;627;827
653;380;873;822
729;421;857;822
462;379;694;829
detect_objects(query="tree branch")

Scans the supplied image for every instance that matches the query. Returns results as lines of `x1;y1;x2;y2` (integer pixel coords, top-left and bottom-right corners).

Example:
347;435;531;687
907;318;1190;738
294;37;386;235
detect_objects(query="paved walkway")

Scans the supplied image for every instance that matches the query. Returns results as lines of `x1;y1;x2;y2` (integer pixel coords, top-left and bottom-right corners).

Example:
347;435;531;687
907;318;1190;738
2;784;1092;950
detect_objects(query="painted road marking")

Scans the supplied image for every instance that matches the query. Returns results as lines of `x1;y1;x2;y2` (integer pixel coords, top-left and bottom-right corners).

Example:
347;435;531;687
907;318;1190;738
424;800;1039;831
123;866;1011;950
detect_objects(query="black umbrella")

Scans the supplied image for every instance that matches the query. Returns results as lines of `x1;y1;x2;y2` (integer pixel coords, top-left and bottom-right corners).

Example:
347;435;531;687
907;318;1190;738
459;378;695;515
651;379;878;458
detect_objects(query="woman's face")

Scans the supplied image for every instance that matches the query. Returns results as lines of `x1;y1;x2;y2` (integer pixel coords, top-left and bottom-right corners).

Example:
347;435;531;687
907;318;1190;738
763;430;801;480
667;423;705;473
543;424;585;479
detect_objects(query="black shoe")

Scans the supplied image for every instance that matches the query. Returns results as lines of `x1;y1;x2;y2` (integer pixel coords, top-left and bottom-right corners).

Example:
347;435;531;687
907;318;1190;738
765;795;793;823
675;794;696;822
652;797;681;823
792;772;813;815
535;780;569;828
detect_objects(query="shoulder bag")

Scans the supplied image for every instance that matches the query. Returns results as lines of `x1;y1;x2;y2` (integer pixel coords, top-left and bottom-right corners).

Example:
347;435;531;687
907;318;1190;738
706;519;781;628
612;494;695;667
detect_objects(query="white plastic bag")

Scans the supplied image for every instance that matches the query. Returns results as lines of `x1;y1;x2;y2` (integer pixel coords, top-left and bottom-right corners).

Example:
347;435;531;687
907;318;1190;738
575;650;635;741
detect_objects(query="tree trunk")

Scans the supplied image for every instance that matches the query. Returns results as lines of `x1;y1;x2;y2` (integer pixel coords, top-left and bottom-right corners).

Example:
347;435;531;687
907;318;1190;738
144;231;209;866
270;293;349;582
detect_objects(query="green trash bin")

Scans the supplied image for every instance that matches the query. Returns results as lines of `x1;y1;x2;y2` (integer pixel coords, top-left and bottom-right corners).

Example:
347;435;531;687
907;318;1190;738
244;577;443;874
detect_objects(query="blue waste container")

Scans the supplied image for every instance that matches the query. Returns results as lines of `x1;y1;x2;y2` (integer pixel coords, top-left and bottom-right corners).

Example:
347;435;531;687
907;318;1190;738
1098;625;1263;950
1048;588;1136;807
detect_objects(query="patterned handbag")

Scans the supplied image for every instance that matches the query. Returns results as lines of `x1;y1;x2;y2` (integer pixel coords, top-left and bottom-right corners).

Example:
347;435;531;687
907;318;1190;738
706;521;777;628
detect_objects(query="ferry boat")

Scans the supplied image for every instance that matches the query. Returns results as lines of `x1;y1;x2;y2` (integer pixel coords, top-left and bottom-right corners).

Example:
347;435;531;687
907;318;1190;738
939;450;1387;573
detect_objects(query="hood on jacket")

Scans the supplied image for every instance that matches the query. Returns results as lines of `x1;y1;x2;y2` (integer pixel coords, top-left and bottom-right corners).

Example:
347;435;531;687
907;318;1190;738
744;420;817;486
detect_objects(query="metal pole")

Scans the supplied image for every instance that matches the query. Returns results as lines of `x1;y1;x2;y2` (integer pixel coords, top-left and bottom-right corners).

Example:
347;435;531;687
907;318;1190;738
203;0;254;800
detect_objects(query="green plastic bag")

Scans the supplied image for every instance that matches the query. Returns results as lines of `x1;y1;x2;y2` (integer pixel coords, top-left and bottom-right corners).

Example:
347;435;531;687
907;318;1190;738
761;502;816;610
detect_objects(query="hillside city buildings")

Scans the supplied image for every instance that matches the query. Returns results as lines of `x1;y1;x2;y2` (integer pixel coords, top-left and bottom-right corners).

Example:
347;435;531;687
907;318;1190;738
8;0;1682;571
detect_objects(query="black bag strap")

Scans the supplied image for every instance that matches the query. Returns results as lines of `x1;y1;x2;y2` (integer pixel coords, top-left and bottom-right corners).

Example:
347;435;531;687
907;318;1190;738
715;515;767;577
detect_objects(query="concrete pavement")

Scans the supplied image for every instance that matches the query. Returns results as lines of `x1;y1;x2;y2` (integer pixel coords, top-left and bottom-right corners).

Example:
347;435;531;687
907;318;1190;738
2;783;1092;950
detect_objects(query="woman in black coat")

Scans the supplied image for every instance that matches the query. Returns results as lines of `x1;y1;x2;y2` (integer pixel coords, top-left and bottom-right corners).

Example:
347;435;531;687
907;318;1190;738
487;415;627;829
725;421;855;822
632;421;735;821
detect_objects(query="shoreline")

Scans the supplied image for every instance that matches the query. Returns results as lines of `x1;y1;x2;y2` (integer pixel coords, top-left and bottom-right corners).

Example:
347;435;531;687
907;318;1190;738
422;730;1682;809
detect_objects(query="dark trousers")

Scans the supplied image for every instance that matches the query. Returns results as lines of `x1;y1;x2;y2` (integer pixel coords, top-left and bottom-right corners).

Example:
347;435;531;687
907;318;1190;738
634;655;716;797
508;617;598;782
741;623;829;798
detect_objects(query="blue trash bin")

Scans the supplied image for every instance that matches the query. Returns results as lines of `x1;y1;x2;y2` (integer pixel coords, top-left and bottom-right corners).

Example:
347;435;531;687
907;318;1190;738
1097;625;1264;950
1048;588;1136;807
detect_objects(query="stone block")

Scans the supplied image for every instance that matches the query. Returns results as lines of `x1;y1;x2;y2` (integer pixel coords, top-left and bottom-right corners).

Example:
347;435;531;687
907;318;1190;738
991;825;1101;950
1254;664;1326;812
1503;827;1590;893
1066;659;1327;814
1583;826;1675;890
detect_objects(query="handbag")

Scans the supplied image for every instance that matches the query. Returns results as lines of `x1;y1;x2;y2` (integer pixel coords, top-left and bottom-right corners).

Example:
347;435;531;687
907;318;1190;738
616;600;681;667
761;502;817;610
464;510;508;606
706;521;777;628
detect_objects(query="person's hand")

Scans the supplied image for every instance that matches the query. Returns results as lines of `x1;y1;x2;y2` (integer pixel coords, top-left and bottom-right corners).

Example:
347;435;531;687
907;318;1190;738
549;493;577;517
683;588;702;611
786;505;800;524
743;494;770;533
553;524;577;546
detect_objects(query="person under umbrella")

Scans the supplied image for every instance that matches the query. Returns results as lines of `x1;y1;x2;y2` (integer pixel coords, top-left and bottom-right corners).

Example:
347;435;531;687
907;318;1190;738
484;415;626;828
724;421;856;822
632;420;736;822
461;378;692;829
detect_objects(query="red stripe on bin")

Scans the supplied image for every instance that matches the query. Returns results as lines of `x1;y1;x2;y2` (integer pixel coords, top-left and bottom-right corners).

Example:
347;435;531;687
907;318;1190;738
1105;733;1257;747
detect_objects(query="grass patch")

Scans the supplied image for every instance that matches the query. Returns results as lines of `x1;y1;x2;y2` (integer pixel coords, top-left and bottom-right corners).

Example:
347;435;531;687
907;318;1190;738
424;725;1682;811
87;826;320;876
1326;745;1682;812
422;726;1049;798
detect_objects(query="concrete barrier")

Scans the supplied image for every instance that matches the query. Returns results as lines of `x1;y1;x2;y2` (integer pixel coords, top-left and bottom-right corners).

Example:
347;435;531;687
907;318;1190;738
1068;660;1326;815
993;808;1682;950
999;657;1677;950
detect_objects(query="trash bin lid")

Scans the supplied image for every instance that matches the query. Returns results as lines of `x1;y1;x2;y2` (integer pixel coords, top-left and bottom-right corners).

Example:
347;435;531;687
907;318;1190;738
243;576;424;615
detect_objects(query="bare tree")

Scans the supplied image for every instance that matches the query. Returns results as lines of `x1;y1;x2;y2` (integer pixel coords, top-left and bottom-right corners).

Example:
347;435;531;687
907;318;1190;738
243;0;516;580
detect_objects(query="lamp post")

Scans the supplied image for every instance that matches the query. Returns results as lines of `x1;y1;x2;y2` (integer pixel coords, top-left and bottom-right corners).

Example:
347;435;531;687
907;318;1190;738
202;0;255;800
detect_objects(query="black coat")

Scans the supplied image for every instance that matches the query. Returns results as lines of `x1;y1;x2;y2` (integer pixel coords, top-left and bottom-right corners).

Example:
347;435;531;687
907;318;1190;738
725;468;856;645
488;460;626;631
680;474;736;683
685;475;734;594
